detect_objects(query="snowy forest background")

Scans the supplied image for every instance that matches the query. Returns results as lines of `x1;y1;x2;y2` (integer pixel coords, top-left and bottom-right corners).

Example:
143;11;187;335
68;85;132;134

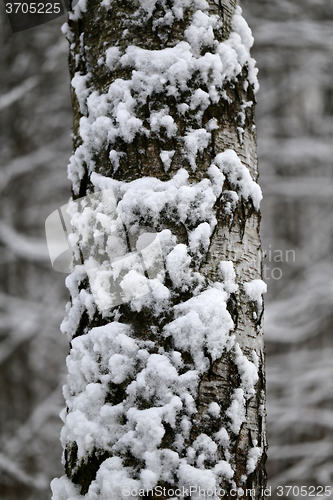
0;0;333;498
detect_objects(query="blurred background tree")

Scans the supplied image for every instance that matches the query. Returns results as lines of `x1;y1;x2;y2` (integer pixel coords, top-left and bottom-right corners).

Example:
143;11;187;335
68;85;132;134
0;7;71;499
242;0;333;492
0;0;333;498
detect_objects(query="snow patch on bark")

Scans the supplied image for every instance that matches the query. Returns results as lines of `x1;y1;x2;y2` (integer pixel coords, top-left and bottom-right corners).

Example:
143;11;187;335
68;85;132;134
246;445;263;475
213;149;262;209
244;279;267;308
67;7;258;193
55;151;263;495
218;261;238;294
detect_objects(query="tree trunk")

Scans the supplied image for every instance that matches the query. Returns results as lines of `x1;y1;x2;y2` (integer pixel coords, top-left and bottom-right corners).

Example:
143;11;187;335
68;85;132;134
51;0;267;498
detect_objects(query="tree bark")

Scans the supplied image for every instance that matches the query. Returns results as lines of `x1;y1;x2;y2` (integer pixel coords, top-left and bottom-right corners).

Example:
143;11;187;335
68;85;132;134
51;0;267;498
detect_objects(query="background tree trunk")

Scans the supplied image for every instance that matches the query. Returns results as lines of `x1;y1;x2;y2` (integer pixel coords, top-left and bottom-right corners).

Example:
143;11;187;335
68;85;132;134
51;1;267;498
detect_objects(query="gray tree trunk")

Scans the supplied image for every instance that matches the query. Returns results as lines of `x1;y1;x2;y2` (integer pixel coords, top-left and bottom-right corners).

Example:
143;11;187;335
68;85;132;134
51;0;267;498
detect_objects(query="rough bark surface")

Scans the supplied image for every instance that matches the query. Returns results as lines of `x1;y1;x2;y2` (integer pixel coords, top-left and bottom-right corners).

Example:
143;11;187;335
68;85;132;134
51;1;267;499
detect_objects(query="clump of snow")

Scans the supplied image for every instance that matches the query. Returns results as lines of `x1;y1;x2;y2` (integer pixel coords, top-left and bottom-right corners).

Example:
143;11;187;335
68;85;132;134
159;150;175;172
150;108;178;138
105;46;121;70
184;128;211;171
130;281;171;316
218;261;238;294
61;322;135;458
208;401;220;418
225;343;259;435
192;433;218;466
188;222;212;264
61;320;200;463
213;149;262;209
234;344;259;398
226;387;246;434
61;23;74;44
51;476;81;500
155;228;178;256
244;279;267;308
231;8;259;93
63;189;167;314
100;0;113;10
91;167;221;232
163;287;235;373
207;163;225;197
166;244;198;291
70;72;91;115
184;10;219;57
68;0;87;22
214;460;234;480
60;269;89;340
58;147;264;492
190;89;211;122
178;462;217;492
237;99;254;144
214;427;230;448
246;446;262;474
109;149;124;172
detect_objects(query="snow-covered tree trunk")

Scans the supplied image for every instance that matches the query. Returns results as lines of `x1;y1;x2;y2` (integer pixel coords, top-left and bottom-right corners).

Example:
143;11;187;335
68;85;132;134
51;0;267;498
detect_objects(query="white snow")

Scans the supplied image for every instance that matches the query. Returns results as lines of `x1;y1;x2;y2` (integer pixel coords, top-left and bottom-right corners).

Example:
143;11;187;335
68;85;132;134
224;343;259;436
166;244;195;291
184;10;219;57
91;167;220;231
67;7;258;193
244;279;267;308
213;150;262;209
159;150;175;172
226;388;246;434
68;0;87;21
54;3;263;498
163;287;235;373
218;261;238;294
190;89;211;113
231;9;259;93
61;23;74;43
188;222;212;264
184;128;211;171
60;269;88;340
105;46;121;70
100;0;113;9
234;344;259;398
57;152;263;494
60;321;201;463
70;72;91;115
208;402;221;418
214;427;230;448
246;446;262;475
150;108;178;138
